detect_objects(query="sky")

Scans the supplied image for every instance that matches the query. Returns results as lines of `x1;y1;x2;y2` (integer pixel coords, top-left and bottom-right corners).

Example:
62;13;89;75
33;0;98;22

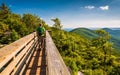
0;0;120;28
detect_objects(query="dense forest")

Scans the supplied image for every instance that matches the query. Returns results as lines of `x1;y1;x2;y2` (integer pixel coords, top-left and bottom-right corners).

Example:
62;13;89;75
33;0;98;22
71;28;120;56
0;3;120;75
0;3;49;47
51;28;120;75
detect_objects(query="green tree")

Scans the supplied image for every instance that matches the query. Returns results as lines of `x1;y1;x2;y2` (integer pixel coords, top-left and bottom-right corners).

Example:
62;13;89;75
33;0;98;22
91;30;114;74
6;16;28;37
95;30;112;64
0;22;8;36
22;14;41;32
0;35;9;44
0;3;10;14
11;29;20;41
0;3;10;20
51;18;62;29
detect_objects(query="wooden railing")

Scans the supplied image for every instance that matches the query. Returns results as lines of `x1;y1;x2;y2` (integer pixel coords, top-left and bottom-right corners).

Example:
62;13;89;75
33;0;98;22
0;31;71;75
46;31;71;75
0;32;38;75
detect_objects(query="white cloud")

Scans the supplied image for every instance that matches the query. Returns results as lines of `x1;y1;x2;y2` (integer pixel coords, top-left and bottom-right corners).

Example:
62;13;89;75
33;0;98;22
85;5;95;10
59;20;120;28
99;5;109;10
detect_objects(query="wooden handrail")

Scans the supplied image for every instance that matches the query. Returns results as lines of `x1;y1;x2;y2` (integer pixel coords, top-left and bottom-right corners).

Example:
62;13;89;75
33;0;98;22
46;31;71;75
0;32;38;75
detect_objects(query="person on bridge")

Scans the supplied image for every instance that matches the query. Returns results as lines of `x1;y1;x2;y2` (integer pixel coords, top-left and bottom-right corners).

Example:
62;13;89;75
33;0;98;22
36;23;46;50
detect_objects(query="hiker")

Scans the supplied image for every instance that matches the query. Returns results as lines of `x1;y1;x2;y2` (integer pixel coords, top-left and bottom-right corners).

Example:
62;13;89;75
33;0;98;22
36;23;45;50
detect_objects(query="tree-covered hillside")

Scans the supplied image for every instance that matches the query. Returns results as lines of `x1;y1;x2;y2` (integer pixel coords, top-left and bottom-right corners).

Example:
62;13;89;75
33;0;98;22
70;28;98;39
0;3;49;47
51;27;120;75
103;28;120;39
103;28;120;51
71;28;120;53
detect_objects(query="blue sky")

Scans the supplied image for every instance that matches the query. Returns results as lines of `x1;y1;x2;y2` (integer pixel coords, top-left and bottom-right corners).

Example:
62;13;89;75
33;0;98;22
0;0;120;28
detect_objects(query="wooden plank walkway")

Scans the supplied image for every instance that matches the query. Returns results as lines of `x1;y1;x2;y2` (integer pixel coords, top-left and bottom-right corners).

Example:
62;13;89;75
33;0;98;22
0;31;70;75
23;47;46;75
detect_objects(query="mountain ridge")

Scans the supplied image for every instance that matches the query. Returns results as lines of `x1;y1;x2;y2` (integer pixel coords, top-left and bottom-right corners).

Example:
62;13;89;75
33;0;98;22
70;28;120;53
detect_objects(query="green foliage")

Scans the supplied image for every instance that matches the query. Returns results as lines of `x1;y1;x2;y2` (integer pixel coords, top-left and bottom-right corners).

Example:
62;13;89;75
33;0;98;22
0;3;10;20
0;35;9;44
11;29;20;41
51;18;62;29
71;28;120;55
0;22;8;36
0;3;50;45
22;14;41;32
70;28;98;39
51;28;120;75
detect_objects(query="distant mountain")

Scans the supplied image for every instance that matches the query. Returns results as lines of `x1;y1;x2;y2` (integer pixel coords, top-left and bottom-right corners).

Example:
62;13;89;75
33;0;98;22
103;28;120;39
62;28;74;32
71;28;120;52
110;28;120;30
102;28;120;51
70;28;98;39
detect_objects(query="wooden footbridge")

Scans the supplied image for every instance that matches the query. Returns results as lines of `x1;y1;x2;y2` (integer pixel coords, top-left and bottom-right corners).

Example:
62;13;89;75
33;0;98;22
0;31;71;75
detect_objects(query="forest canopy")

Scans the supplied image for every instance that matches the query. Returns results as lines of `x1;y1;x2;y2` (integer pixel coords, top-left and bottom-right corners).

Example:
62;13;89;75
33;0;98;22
0;3;49;46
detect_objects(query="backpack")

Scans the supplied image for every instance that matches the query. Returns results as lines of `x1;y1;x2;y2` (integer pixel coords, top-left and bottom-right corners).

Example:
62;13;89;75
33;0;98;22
37;27;44;36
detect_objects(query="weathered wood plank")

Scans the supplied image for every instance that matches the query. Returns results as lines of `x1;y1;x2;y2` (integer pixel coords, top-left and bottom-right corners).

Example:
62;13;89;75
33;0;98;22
0;32;37;75
46;31;71;75
0;32;36;66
